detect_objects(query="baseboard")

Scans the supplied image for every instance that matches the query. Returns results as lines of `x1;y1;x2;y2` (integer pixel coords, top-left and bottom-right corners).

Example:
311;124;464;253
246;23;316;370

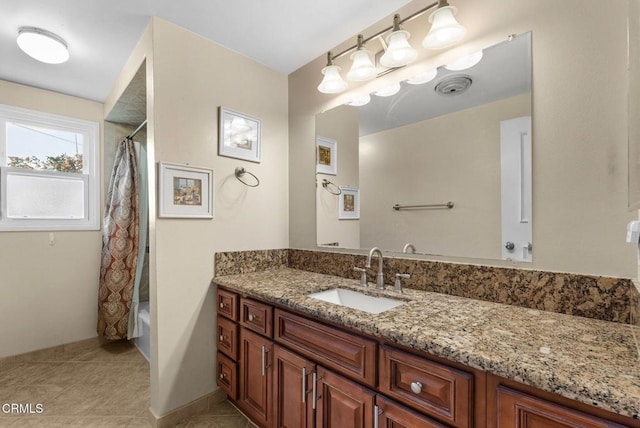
0;336;103;363
148;389;227;428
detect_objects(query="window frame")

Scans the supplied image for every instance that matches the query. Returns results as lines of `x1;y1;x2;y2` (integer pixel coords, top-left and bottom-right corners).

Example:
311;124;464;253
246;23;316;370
0;104;100;231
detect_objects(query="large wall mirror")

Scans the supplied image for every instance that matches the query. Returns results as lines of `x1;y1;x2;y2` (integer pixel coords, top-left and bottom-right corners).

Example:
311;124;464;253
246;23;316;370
316;32;532;262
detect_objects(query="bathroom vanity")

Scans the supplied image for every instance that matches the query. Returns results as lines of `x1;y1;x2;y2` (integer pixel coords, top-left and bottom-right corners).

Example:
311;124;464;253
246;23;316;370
213;268;640;427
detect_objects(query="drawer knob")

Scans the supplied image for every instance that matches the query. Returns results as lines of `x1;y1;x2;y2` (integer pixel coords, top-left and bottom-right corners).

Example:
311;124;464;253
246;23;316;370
219;302;225;309
220;373;225;379
248;313;255;322
410;381;423;394
219;334;224;341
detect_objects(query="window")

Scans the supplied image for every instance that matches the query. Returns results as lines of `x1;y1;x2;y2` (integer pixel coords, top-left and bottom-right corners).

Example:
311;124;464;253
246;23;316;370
0;104;100;231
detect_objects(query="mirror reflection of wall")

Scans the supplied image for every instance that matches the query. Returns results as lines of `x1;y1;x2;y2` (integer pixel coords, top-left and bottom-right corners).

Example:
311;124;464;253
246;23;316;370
316;32;532;261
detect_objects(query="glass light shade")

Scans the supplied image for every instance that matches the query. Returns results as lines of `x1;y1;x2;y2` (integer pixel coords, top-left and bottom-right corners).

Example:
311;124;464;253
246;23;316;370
406;69;438;85
445;51;483;71
380;30;418;68
317;65;347;94
17;27;69;64
347;94;371;106
347;49;377;81
374;82;401;97
422;6;466;50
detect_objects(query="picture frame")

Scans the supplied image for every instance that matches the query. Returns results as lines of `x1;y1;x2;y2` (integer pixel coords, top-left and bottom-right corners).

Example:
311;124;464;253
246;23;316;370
316;136;337;175
218;107;261;163
338;186;360;220
158;162;214;218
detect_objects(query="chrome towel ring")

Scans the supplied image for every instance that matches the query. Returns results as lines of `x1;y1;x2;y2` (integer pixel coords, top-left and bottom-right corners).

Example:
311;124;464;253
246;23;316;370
235;167;260;187
321;179;341;195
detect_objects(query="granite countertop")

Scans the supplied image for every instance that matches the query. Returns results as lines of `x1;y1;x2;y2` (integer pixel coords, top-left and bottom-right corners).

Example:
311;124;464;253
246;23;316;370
213;267;640;419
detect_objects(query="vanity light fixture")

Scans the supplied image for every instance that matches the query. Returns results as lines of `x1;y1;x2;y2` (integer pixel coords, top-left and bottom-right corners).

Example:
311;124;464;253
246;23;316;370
347;93;372;106
17;27;69;64
422;0;467;50
379;14;418;68
346;35;377;81
317;53;348;94
445;50;483;71
317;0;466;94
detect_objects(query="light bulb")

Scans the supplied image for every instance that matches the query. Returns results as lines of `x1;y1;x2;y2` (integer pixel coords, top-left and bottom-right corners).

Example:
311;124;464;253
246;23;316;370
422;6;466;50
380;30;417;68
317;65;347;94
347;49;377;81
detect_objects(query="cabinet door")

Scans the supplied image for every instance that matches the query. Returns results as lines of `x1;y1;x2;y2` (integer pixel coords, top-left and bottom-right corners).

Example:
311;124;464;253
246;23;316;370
315;366;374;428
239;328;273;427
496;386;626;428
376;395;447;428
272;345;314;428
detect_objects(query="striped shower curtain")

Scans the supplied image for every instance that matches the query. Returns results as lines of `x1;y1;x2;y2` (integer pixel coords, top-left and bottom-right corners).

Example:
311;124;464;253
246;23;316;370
97;137;139;340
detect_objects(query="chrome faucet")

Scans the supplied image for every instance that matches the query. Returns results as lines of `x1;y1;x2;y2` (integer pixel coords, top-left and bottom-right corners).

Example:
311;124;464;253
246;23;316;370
403;243;416;254
365;247;385;289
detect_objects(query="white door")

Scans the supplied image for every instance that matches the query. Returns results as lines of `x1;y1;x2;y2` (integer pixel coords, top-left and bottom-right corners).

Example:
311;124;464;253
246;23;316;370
500;116;532;262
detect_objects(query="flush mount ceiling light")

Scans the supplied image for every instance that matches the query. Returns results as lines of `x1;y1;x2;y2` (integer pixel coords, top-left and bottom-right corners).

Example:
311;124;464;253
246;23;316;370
317;1;466;94
17;27;69;64
422;0;467;50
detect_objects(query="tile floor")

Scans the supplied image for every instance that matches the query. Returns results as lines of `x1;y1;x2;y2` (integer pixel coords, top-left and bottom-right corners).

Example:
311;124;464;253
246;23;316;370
0;339;252;427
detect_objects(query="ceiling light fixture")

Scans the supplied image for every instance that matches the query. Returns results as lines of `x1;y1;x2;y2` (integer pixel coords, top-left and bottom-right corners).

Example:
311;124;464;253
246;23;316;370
423;0;467;50
317;1;466;94
17;27;69;64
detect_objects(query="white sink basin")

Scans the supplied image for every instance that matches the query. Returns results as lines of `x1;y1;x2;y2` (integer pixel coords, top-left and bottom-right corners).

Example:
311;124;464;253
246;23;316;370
308;288;404;314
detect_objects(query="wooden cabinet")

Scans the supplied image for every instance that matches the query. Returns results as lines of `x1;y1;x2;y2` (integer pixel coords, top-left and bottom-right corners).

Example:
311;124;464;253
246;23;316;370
379;345;473;428
274;309;377;387
217;288;238;321
240;297;273;337
272;344;314;428
216;351;237;400
376;395;448;428
238;327;273;427
315;366;375;428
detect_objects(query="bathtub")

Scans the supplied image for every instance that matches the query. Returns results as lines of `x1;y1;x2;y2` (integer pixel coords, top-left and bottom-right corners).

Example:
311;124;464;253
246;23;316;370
134;301;150;362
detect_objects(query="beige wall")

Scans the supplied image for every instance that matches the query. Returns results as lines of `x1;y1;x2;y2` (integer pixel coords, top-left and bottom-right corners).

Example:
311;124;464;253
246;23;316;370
290;0;636;278
359;93;530;258
316;105;360;248
150;18;288;415
0;80;104;358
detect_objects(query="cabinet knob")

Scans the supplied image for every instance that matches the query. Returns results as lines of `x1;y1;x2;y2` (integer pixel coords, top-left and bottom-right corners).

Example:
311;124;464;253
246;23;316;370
219;302;225;309
219;334;224;341
219;373;225;379
248;313;255;322
410;381;423;394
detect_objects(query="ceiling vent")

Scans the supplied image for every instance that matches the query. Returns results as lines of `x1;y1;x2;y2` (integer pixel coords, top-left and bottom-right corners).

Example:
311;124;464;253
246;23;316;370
434;75;472;96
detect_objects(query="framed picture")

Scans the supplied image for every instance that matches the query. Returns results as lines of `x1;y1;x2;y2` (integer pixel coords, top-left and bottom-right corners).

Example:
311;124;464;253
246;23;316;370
219;107;261;163
338;186;360;220
316;136;337;175
158;162;214;218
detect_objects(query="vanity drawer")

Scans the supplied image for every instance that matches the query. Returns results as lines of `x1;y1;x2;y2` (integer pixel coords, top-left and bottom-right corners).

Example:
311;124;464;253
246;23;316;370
217;315;238;360
217;351;237;400
240;297;273;338
379;345;473;428
217;289;238;321
274;309;376;387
